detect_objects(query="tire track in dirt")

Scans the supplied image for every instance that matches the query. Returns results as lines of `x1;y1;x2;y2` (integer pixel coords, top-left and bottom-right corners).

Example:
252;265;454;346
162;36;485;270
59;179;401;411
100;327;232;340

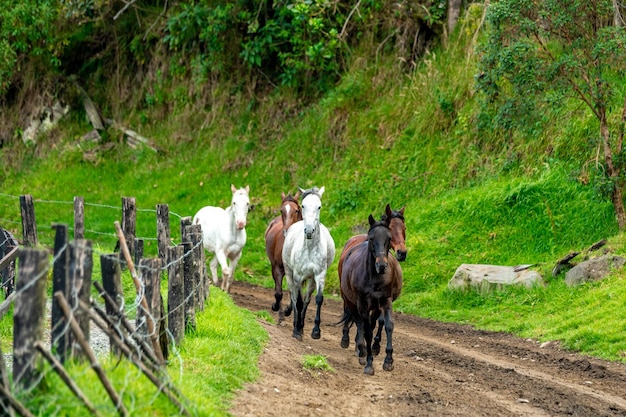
228;281;626;416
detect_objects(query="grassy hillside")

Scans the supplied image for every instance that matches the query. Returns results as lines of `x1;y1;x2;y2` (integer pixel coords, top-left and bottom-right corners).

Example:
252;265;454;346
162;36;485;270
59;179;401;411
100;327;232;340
1;2;626;369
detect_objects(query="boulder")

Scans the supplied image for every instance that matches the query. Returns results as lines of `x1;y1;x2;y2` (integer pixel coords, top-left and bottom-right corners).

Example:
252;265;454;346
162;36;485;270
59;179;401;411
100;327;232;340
564;254;626;287
448;264;544;292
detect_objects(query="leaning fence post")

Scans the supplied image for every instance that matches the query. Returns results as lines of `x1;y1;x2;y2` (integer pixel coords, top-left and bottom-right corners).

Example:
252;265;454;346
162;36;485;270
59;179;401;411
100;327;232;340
101;253;123;356
19;195;37;247
74;196;84;240
13;248;48;390
69;239;93;361
51;224;71;363
156;204;169;261
167;245;184;345
185;225;205;311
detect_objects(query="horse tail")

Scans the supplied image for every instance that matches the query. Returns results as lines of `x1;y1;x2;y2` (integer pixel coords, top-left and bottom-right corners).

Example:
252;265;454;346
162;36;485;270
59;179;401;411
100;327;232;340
335;305;354;327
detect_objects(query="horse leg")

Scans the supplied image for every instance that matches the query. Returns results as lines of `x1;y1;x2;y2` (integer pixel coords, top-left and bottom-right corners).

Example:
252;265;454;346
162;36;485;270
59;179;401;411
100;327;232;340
340;304;351;349
373;314;384;356
382;303;395;371
209;256;220;286
223;251;241;293
355;318;366;366
363;311;375;376
271;263;284;320
311;276;325;339
292;290;304;341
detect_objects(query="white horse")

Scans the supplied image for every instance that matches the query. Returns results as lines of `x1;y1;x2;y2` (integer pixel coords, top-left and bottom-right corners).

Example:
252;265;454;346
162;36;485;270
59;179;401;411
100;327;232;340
282;186;335;341
193;184;250;293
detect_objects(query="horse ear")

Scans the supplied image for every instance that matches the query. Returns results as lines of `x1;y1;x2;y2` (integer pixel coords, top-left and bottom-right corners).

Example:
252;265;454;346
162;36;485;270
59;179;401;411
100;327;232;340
318;186;325;197
281;191;286;199
399;206;405;215
298;187;306;194
385;204;392;219
245;185;250;194
231;184;237;193
294;190;301;200
368;214;376;226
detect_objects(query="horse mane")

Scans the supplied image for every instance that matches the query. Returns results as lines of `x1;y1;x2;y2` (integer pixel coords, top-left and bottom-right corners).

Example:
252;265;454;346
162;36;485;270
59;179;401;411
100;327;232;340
300;186;322;200
380;209;404;222
282;194;300;205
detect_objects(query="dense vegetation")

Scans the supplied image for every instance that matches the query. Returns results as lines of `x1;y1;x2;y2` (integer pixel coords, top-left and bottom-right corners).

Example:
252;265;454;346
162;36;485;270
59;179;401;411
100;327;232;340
2;0;626;414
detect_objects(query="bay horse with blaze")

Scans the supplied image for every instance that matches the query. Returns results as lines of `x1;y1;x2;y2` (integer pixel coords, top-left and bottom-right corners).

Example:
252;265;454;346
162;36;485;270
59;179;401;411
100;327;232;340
339;212;403;375
193;184;250;293
264;191;302;322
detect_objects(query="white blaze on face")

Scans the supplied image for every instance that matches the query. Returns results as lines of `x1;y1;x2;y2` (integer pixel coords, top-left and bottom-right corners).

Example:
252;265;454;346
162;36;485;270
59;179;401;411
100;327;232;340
232;189;250;230
302;193;321;239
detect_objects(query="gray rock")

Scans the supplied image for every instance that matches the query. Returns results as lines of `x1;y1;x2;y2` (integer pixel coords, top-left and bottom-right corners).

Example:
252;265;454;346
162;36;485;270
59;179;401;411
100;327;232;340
565;254;626;287
448;264;544;292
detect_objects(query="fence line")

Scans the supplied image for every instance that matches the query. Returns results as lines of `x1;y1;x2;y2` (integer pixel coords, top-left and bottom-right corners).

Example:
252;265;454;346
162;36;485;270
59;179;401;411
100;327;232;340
0;192;209;416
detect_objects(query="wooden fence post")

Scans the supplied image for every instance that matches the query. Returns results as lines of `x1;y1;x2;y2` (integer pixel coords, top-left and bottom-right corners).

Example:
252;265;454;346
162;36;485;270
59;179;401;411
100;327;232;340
0;227;18;298
167;246;184;345
181;242;196;332
185;225;205;311
156;204;169;261
134;238;144;266
137;258;166;362
74;196;84;240
121;197;136;260
19;195;37;247
100;253;123;356
13;248;48;390
51;224;71;363
180;217;192;244
69;239;93;361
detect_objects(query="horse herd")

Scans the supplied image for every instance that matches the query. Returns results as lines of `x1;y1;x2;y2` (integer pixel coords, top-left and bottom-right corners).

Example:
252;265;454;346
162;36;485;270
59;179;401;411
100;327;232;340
192;185;407;375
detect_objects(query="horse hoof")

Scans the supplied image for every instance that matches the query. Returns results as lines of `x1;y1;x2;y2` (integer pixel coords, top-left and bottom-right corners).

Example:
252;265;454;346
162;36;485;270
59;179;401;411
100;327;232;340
284;307;292;317
341;338;349;349
372;343;381;356
311;329;321;339
271;303;279;312
364;366;375;376
358;356;366;366
293;333;303;342
383;361;394;371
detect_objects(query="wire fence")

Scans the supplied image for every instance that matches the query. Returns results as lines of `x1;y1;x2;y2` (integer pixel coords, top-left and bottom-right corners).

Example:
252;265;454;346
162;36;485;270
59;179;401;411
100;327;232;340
0;192;209;416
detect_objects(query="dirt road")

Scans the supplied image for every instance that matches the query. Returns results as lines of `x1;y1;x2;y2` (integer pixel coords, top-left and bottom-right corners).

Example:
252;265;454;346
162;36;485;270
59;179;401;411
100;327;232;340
228;281;626;417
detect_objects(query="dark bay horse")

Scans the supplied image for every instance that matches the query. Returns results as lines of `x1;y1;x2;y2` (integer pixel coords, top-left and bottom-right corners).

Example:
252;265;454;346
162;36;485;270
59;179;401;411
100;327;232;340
339;213;403;375
337;204;406;354
264;191;302;322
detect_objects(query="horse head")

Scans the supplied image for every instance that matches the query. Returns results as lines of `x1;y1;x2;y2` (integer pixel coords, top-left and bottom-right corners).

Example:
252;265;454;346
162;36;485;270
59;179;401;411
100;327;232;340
280;191;302;236
381;204;407;262
230;184;250;230
300;187;324;239
367;213;392;275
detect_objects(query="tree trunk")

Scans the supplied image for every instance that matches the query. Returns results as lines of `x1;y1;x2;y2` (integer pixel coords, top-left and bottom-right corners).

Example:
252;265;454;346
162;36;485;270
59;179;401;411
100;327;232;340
600;113;626;229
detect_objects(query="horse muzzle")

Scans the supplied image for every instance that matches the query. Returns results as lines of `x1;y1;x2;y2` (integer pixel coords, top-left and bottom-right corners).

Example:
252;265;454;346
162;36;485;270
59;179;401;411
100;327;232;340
236;221;246;230
396;250;407;262
375;261;388;274
304;227;315;239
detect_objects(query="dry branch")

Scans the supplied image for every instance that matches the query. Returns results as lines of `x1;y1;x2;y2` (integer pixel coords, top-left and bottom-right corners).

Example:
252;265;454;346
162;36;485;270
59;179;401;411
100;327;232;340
54;292;128;417
114;221;165;364
34;342;100;417
0;384;34;417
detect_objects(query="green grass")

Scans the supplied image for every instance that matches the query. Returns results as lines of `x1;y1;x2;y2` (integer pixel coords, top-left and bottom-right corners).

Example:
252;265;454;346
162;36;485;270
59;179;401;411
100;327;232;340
2;11;626;414
16;288;267;416
301;354;334;374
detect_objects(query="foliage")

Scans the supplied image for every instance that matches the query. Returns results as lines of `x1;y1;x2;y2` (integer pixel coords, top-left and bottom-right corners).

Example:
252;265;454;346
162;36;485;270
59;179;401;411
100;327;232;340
301;354;335;373
476;0;626;228
0;0;63;94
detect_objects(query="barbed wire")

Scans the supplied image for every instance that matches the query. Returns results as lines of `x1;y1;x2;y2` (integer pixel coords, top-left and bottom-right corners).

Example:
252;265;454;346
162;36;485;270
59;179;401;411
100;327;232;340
0;192;206;416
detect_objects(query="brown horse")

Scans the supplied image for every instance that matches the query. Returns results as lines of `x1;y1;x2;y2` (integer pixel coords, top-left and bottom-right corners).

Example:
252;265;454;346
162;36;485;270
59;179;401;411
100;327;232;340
337;204;406;355
339;212;403;375
264;191;302;322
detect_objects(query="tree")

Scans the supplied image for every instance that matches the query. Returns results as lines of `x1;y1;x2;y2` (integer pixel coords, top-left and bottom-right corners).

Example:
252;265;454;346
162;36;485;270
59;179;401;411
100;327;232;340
477;0;626;228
